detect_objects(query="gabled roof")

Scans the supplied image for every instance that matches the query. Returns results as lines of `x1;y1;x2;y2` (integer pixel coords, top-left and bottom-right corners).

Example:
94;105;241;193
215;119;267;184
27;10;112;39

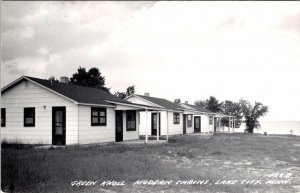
181;103;235;117
133;94;182;111
1;76;155;108
181;103;214;114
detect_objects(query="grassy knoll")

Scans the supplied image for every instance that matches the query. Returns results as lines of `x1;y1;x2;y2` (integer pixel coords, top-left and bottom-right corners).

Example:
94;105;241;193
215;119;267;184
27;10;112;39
2;133;300;193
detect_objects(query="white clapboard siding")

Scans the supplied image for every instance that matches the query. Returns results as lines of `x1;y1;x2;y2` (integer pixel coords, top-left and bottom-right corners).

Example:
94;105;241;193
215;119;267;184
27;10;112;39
78;105;115;144
138;111;152;135
160;111;183;135
198;114;211;133
1;80;79;145
139;111;183;136
123;110;140;141
127;95;185;136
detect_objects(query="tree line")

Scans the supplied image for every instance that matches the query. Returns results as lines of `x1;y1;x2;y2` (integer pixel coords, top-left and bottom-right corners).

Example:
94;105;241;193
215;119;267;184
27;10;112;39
174;96;268;133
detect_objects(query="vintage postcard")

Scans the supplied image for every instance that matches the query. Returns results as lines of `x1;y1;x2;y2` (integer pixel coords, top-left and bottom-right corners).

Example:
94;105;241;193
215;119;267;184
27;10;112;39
1;1;300;193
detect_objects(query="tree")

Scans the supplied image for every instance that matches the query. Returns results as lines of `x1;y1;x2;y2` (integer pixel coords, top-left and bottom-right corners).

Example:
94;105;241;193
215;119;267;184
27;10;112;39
70;67;110;92
174;98;181;104
205;96;223;113
239;99;269;133
222;100;243;128
126;86;135;96
114;85;135;99
114;92;127;99
194;99;207;108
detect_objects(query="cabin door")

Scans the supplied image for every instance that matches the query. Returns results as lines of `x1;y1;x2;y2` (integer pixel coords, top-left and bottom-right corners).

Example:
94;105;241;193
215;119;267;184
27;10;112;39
214;117;217;132
52;107;66;145
183;114;187;134
115;111;123;142
151;113;161;136
194;116;201;133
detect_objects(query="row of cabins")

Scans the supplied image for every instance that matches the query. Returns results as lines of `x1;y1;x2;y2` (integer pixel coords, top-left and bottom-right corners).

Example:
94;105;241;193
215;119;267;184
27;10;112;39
0;76;235;145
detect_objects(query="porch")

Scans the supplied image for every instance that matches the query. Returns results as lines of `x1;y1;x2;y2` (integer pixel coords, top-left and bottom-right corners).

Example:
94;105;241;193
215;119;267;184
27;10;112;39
214;114;236;133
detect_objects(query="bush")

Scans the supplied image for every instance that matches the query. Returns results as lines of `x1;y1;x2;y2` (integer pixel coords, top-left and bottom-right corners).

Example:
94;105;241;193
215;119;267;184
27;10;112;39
1;139;35;150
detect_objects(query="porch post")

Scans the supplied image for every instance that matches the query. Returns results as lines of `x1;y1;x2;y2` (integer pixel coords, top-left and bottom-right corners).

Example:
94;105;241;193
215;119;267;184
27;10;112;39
145;109;148;143
157;111;159;141
233;118;235;132
166;111;169;142
228;117;230;132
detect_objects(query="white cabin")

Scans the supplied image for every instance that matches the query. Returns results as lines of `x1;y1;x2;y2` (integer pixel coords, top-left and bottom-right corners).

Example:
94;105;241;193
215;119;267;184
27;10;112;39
0;76;161;145
126;94;184;136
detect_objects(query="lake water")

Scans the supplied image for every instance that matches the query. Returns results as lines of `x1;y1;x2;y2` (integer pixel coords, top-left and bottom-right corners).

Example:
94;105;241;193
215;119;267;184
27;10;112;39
237;121;300;136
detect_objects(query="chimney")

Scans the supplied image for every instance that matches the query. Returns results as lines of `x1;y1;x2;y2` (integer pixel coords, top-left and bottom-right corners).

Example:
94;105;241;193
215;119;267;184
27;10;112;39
185;101;188;104
144;93;150;97
60;77;69;83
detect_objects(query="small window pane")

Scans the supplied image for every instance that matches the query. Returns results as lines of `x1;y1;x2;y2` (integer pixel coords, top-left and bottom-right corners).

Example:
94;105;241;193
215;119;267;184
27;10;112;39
26;117;34;124
92;117;99;123
55;122;63;127
100;117;106;123
55;127;63;135
56;111;63;122
127;121;135;129
100;111;105;116
92;111;98;116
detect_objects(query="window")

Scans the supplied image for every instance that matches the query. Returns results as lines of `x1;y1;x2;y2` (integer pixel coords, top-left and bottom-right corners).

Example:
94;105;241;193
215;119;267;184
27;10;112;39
209;116;213;125
24;108;35;127
91;107;106;126
126;110;136;131
187;114;192;128
1;108;6;127
173;113;180;124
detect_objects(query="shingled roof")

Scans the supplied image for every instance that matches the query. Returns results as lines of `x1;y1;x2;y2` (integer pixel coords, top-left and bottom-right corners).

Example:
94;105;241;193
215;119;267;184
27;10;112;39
135;94;182;111
183;103;214;114
2;76;135;106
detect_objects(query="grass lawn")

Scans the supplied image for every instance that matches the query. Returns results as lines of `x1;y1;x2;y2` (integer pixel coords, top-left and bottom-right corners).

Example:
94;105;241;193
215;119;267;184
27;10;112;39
2;133;300;193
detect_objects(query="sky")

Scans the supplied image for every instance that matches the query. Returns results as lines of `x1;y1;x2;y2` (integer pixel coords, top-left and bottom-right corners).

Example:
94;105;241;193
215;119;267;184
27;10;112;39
1;1;300;121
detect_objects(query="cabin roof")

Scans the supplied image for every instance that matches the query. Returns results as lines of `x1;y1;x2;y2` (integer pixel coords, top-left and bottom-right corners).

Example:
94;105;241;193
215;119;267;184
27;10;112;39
183;103;214;114
2;76;151;107
134;94;183;111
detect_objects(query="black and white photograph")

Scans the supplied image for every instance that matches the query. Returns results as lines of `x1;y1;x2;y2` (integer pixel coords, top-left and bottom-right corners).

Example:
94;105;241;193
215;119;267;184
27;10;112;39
1;1;300;193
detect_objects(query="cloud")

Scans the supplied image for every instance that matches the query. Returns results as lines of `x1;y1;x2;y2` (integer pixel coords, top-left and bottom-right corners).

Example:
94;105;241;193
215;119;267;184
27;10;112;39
1;1;155;62
1;1;300;120
2;57;49;83
37;46;49;55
